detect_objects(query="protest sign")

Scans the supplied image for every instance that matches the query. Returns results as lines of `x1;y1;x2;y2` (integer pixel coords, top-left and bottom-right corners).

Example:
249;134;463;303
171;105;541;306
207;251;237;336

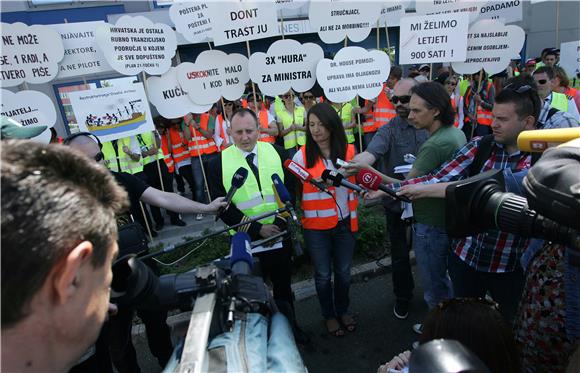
169;1;213;43
276;0;308;10
309;0;382;44
0;23;64;87
316;46;390;103
399;13;469;65
50;21;113;79
415;0;482;23
452;20;525;75
68;82;154;142
248;39;323;97
209;1;279;46
559;40;580;78
476;0;522;23
176;49;249;105
146;67;212;119
1;89;56;142
95;15;177;76
379;1;408;28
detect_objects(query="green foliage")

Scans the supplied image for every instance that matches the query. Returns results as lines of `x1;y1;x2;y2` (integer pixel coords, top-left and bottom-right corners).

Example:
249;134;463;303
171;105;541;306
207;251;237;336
355;205;386;256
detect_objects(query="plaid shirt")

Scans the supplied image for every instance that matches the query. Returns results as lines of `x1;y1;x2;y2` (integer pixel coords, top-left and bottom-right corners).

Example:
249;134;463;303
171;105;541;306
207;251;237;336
390;137;531;273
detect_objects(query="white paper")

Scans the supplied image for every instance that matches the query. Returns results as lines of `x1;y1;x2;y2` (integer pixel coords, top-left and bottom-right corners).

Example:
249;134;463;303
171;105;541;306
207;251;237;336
559;40;580;78
415;0;483;23
169;1;214;43
475;0;523;24
0;89;56;142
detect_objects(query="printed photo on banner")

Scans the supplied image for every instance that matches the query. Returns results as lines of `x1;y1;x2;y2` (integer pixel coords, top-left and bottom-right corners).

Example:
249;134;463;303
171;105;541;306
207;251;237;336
209;1;279;46
68;82;154;142
169;1;214;43
248;39;323;97
0;22;64;87
399;13;469;65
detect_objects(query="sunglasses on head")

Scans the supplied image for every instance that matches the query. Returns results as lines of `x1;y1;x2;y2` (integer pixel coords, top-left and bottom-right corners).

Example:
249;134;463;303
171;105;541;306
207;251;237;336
535;79;548;85
391;95;411;104
94;152;104;162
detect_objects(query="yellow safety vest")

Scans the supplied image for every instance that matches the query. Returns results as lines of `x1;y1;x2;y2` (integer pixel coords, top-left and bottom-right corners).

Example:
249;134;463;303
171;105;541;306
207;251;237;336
550;92;569;113
334;103;355;143
102;141;120;173
276;105;305;150
137;132;163;166
117;136;144;174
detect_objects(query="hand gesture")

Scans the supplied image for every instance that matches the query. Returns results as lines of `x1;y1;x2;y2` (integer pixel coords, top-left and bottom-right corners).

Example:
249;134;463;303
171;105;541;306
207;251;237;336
259;224;281;238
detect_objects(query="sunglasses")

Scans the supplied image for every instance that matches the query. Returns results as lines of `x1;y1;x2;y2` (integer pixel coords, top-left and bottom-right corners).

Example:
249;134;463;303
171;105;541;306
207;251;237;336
535;79;548;85
302;95;315;100
281;94;293;99
94;152;104;162
224;102;234;107
248;97;262;102
446;81;457;86
391;95;411;104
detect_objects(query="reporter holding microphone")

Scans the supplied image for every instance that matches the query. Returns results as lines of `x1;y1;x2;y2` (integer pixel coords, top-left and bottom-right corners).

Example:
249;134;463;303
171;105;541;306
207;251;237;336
291;102;359;337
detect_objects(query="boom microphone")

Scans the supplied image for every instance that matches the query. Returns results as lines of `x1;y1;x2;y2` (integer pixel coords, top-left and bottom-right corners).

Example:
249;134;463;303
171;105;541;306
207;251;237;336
229;232;253;276
216;167;249;221
321;169;367;193
356;169;411;203
283;159;331;195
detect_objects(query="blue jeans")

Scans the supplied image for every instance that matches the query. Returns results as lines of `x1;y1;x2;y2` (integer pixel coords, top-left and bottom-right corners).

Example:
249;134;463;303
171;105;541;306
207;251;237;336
303;220;355;319
413;223;453;309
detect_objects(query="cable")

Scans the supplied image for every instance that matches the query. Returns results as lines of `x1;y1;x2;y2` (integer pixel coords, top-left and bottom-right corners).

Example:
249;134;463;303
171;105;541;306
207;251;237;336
151;238;209;266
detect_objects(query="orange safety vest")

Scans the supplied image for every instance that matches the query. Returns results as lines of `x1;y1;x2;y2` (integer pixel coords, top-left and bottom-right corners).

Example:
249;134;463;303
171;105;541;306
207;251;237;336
373;84;397;129
299;144;359;232
160;132;175;173
215;114;230;150
188;113;218;156
450;96;460;128
362;99;376;134
565;87;577;100
167;126;190;164
257;109;275;143
241;99;248;108
465;82;493;126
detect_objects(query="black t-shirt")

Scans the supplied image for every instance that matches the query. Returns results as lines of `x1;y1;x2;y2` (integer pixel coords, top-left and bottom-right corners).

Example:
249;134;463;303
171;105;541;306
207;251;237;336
112;171;149;226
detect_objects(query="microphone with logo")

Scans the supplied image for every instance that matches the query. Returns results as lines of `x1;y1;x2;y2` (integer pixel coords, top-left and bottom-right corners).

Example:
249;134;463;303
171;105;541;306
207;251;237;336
271;173;298;223
356;169;411;203
229;232;253;276
283;159;331;195
216;167;249;221
321;169;367;193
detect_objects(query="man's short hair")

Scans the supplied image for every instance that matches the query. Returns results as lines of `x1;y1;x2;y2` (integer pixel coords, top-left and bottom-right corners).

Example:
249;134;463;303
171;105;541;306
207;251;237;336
410;81;455;126
389;65;403;81
496;76;541;123
231;108;259;127
1;140;128;328
533;66;555;79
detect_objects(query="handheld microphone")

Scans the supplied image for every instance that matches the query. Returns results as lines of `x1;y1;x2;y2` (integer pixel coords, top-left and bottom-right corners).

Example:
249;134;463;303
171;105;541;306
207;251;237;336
356;169;411;203
283;159;331;195
229;232;253;276
321;169;367;193
216;167;249;221
271;173;298;222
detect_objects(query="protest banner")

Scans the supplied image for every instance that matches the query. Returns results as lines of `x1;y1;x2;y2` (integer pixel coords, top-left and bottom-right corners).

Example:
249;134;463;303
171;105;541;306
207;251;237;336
169;1;213;43
476;0;522;24
1;89;56;142
209;1;279;46
248;39;323;97
0;23;64;87
309;0;382;44
559;40;580;78
95;15;177;76
379;1;409;28
316;46;390;103
68;82;154;142
399;13;469;65
49;21;113;79
146;67;212;119
176;49;249;105
276;0;308;10
452;20;525;75
415;0;482;23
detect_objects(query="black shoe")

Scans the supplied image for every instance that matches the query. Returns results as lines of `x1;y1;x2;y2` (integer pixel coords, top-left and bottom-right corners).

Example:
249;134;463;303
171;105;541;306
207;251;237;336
155;222;164;231
393;299;409;320
170;218;187;227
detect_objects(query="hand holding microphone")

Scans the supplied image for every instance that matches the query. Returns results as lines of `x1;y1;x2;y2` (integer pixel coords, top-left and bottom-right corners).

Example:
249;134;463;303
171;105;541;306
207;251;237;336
216;167;249;221
321;169;367;194
356;169;411;203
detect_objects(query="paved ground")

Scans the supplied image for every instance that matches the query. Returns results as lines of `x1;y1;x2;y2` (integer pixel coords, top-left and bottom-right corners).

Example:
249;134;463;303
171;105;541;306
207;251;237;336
133;268;428;373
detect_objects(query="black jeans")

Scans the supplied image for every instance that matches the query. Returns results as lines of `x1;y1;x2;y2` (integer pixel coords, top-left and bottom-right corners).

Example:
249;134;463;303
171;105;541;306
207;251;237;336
254;240;294;304
448;253;525;325
385;210;414;302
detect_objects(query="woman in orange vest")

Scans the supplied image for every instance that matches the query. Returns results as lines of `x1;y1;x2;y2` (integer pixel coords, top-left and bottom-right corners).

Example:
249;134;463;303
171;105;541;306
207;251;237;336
463;72;495;139
291;102;359;337
442;74;464;129
214;99;240;150
246;92;278;143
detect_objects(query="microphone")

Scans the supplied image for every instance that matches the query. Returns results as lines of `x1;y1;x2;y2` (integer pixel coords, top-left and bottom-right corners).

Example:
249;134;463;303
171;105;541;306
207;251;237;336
216;167;249;221
321;169;367;193
271;173;298;222
356;169;411;203
229;232;253;276
517;128;580;152
283;159;331;195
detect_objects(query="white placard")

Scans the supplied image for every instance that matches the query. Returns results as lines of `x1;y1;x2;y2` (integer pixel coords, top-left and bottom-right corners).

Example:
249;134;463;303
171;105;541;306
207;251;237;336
559;40;580;78
379;1;408;28
476;1;522;24
0;23;65;87
309;0;382;44
176;49;249;105
68;82;155;142
95;15;177;76
316;46;390;103
276;0;308;10
399;13;469;65
452;20;525;75
169;1;213;43
49;21;113;79
146;67;212;119
0;89;57;143
209;1;279;46
248;39;323;97
415;0;484;23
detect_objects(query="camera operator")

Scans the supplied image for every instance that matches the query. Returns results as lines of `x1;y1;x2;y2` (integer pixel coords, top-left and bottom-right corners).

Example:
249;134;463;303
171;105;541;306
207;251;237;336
1;139;128;373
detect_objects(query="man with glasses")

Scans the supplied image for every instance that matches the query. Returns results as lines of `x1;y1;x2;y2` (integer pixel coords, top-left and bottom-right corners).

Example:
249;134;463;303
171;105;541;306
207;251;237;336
345;78;428;320
533;66;579;127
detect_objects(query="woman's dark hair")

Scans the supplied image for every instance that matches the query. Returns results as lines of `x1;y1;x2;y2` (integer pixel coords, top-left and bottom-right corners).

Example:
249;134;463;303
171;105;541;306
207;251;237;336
410;81;456;126
419;298;522;373
305;103;347;168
